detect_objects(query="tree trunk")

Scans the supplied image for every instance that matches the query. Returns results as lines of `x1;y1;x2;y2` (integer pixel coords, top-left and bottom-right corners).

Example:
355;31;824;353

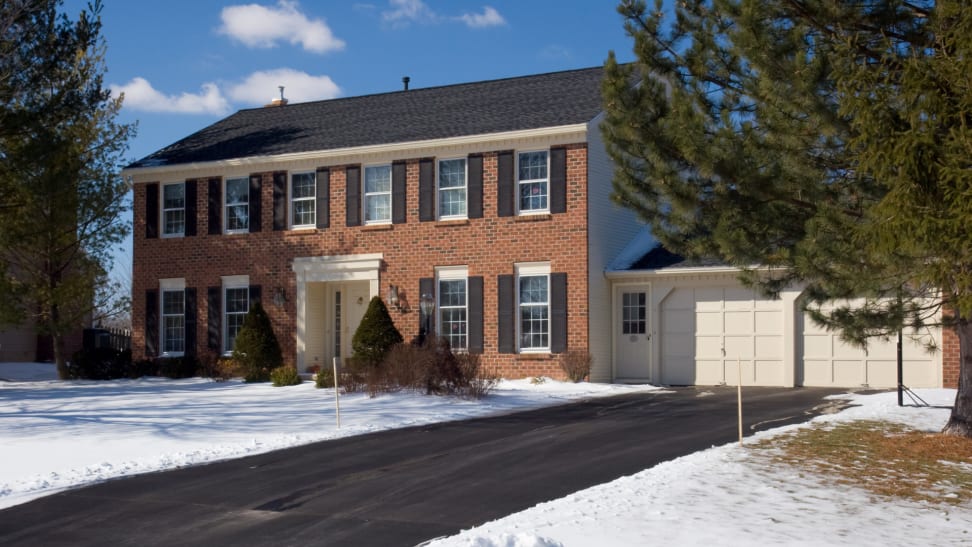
52;332;68;380
943;320;972;437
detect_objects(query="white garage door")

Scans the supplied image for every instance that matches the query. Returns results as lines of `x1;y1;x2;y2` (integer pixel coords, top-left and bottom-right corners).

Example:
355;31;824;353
800;310;939;388
661;286;785;386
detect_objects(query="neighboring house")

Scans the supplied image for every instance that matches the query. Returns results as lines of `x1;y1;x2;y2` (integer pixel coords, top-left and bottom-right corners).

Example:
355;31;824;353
124;65;957;389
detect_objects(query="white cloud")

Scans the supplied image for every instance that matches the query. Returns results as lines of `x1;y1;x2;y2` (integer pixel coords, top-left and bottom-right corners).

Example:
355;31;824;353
227;68;341;105
381;0;437;26
110;77;231;115
457;6;505;28
218;1;345;54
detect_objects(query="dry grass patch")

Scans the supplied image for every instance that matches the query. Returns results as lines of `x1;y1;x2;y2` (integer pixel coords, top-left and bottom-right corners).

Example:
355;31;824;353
752;420;972;505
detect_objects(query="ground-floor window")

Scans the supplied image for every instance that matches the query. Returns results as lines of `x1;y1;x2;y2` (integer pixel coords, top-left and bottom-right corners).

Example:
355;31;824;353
517;263;550;352
161;289;185;354
224;286;249;353
437;267;468;351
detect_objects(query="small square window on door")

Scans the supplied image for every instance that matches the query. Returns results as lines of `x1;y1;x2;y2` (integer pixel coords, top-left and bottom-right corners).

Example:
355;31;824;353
622;292;647;335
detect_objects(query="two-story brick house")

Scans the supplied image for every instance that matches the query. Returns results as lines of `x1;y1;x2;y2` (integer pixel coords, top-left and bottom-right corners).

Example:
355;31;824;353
125;65;957;389
124;67;642;380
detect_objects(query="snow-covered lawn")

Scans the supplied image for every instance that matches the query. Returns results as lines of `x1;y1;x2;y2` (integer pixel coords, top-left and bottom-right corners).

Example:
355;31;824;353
2;362;968;546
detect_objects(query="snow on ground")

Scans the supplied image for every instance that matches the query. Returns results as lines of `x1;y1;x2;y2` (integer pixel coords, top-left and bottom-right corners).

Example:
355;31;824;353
0;362;660;510
429;389;969;547
2;363;968;546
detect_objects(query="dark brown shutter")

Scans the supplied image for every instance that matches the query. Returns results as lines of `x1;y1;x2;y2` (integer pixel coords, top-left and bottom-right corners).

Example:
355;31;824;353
419;277;434;336
550;273;567;353
316;168;330;229
145;289;158;357
207;286;221;351
418;158;435;221
248;175;262;233
272;171;286;231
497;274;514;353
467;154;483;219
468;276;484;353
392;160;407;224
184;288;197;357
208;178;221;235
550;147;567;214
346;165;361;226
184;181;197;237
249;285;262;309
145;183;159;239
497;150;514;217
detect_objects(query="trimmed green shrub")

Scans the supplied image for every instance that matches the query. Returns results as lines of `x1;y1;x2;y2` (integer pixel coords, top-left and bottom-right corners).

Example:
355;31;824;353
67;347;134;380
314;365;335;389
351;296;403;367
232;302;283;382
270;365;302;387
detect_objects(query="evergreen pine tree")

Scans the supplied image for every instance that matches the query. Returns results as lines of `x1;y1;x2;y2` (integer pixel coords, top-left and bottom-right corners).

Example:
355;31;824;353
352;296;403;366
232;302;283;382
602;0;972;436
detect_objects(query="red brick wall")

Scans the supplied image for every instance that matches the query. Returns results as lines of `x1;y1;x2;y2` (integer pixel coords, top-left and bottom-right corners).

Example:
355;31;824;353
942;326;959;389
132;144;589;379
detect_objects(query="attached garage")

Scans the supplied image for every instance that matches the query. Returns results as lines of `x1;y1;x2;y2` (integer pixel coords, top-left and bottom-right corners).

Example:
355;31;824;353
607;248;943;388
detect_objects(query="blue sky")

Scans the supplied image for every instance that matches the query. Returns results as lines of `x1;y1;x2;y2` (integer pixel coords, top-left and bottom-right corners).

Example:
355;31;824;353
64;0;637;163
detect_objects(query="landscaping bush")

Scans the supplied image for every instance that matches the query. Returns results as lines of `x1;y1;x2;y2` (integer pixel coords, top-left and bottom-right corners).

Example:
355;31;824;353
232;302;283;382
339;357;366;393
157;356;198;379
455;352;499;399
67;347;133;380
376;338;498;398
314;365;335;389
270;365;302;387
559;349;593;383
131;358;158;378
351;296;402;367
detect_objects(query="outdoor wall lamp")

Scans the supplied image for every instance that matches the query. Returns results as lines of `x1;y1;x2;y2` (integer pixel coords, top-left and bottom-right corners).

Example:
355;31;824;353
272;286;287;307
387;284;409;312
419;293;435;337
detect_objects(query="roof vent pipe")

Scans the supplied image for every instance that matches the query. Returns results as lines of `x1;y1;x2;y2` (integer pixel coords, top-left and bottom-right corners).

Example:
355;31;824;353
402;76;410;91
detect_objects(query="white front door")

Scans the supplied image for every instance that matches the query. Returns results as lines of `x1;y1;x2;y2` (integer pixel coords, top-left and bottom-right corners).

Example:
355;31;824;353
616;287;651;379
328;281;370;362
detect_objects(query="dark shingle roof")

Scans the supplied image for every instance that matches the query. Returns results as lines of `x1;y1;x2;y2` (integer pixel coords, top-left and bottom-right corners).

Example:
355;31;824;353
128;66;608;169
629;245;727;271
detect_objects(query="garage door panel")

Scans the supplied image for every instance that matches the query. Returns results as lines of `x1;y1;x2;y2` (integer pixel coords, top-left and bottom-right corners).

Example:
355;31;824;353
663;309;693;334
724;311;753;334
802;360;833;385
803;334;832;359
665;288;694;310
664;334;693;357
696;360;724;384
755;360;784;385
723;287;753;309
695;288;723;310
755;335;782;359
696;335;723;358
866;360;896;387
834;360;864;385
662;355;694;385
904;360;936;386
833;339;867;360
696;312;723;334
864;341;896;359
755;310;782;332
724;336;753;359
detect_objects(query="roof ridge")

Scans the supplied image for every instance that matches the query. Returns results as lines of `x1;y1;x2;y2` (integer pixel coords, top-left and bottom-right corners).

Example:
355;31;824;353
233;64;606;113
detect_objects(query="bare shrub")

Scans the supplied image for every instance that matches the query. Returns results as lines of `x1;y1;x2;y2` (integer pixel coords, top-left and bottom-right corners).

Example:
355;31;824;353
559;350;593;383
456;352;499;399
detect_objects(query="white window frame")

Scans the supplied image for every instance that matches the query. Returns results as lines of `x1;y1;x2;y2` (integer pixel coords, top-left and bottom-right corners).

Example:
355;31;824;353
516;150;550;215
159;278;185;357
436;266;468;351
222;275;249;355
161;182;186;238
290;171;316;229
437;158;467;220
515;262;551;353
224;176;250;234
363;164;392;225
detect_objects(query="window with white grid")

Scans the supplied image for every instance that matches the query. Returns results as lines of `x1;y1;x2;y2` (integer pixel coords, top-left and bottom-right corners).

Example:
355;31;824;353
438;158;467;219
364;165;391;224
437;267;468;351
225;177;249;232
517;151;548;213
517;263;550;351
291;172;316;228
162;183;185;237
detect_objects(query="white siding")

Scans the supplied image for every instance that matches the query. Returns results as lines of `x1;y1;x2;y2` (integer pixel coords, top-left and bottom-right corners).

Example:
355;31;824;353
586;114;645;382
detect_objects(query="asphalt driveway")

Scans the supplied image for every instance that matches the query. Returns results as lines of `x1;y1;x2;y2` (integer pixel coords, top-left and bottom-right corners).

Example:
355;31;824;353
0;386;848;547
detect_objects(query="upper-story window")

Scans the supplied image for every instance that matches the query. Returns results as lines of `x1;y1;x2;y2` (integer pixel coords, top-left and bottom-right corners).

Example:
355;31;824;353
225;177;249;233
438;158;467;219
291;172;316;228
364;165;392;224
518;151;549;214
162;182;185;237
